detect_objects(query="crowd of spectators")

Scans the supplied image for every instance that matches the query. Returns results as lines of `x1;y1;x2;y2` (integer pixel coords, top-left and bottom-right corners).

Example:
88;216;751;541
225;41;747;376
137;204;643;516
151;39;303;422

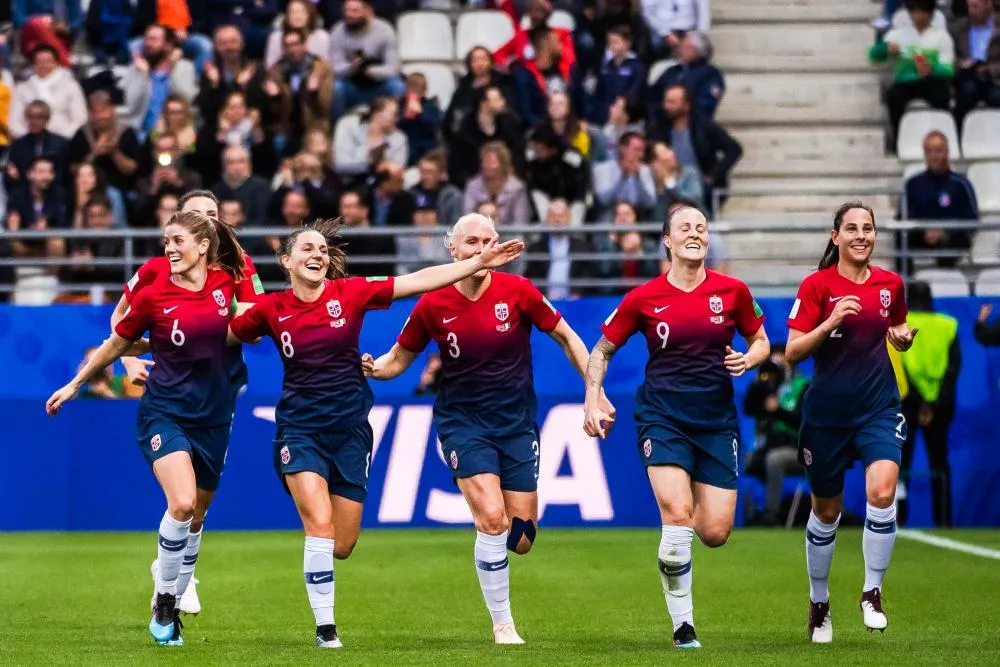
0;0;745;301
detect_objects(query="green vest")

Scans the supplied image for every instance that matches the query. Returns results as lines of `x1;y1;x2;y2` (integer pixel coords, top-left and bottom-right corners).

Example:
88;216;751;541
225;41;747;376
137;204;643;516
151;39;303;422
901;311;958;403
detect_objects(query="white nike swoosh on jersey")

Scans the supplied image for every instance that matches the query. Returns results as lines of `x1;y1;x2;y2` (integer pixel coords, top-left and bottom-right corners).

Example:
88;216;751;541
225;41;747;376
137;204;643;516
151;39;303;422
278;315;293;322
163;306;178;314
829;296;845;302
654;306;669;313
443;316;458;323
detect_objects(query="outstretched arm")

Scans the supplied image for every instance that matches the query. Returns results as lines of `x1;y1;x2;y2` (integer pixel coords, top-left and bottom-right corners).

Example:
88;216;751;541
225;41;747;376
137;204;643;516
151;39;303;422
46;334;134;415
392;237;523;300
365;344;419;381
583;336;619;439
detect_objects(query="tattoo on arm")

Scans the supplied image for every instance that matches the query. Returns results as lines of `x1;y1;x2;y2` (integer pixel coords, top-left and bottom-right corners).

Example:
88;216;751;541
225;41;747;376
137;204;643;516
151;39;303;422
585;335;618;390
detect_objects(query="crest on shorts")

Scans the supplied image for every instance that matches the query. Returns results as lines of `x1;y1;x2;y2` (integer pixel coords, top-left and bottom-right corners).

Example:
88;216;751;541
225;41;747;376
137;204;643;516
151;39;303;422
151;434;162;452
643;439;652;458
494;302;509;322
212;289;226;307
449;450;459;470
709;295;723;314
327;299;342;318
802;448;813;466
280;445;291;465
880;289;891;309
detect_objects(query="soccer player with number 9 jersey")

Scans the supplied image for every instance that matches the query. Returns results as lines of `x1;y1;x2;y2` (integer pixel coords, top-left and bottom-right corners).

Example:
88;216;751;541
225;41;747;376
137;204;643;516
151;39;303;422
584;206;770;649
786;203;916;643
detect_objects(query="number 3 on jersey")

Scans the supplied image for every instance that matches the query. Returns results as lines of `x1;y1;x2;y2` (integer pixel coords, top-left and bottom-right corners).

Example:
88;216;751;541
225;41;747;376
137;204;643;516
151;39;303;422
446;331;460;358
280;331;295;358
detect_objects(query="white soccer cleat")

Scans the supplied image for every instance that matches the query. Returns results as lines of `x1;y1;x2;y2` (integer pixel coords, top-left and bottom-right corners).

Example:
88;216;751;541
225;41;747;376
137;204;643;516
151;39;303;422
493;623;525;645
179;578;201;615
860;588;888;632
808;601;833;644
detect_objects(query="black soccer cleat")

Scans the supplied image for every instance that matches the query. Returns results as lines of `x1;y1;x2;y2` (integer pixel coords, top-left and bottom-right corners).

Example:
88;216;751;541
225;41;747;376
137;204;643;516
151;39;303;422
316;624;343;649
808;600;833;643
149;592;177;644
672;622;701;649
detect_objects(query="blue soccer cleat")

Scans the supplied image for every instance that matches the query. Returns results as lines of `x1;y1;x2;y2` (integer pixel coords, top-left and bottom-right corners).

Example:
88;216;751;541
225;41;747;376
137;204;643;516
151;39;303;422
149;593;177;645
166;611;185;647
673;622;702;649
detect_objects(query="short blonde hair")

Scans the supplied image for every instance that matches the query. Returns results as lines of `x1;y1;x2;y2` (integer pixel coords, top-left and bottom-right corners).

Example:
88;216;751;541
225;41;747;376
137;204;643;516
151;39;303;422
444;212;496;249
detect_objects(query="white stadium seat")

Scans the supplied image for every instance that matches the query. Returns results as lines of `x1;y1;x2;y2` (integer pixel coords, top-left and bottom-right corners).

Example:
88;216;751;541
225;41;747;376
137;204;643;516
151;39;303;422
520;9;575;30
401;62;457;109
967;162;1000;214
962;110;1000;160
397;12;454;62
971;230;1000;265
913;269;971;297
976;268;1000;296
647;59;677;86
901;162;925;184
455;11;516;60
896;110;960;162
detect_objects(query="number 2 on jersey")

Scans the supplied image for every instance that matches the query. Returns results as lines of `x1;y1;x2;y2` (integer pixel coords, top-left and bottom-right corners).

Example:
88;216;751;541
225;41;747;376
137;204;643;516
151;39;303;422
446;332;460;359
656;322;670;349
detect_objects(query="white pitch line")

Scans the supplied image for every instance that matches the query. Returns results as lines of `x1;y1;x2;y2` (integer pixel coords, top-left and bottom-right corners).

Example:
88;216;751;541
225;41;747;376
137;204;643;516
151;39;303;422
898;529;1000;560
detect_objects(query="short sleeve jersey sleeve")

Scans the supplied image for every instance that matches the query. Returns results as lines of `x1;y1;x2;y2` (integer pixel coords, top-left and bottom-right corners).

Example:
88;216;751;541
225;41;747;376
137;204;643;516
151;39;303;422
123;258;165;301
229;298;272;342
600;291;641;348
787;275;823;333
396;298;432;353
521;281;562;332
890;275;908;326
114;292;153;341
351;276;396;312
733;282;765;337
234;256;265;303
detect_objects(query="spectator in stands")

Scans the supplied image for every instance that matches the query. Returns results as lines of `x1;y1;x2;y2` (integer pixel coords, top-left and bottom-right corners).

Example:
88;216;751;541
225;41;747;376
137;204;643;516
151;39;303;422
649;141;703;221
82;0;135;64
13;0;81;67
266;27;334;155
339;189;396;277
950;0;1000;128
205;0;278;60
5;156;67;261
648;84;743;214
642;0;711;60
119;0;215;78
902;130;977;270
78;344;142;398
264;0;331;70
334;96;408;180
975;303;1000;345
368;160;415;227
6;100;71;193
410;149;463;226
71;163;127;229
742;343;808;526
9;45;87;140
443;46;519;144
122;24;198;139
61;194;124;285
68;91;142;195
137;132;201;222
588;25;645;126
540;90;593;159
278;152;340;219
396;199;451;275
398;72;442;167
197;26;271;136
210;144;271;227
602;95;645;160
150;93;197;155
448;85;524;188
598;0;652;64
525;198;591;299
463;141;531;226
329;0;407;122
869;0;955;144
591;131;656;221
648;32;725;119
595;200;659;288
302;127;343;192
524;124;589;223
195;91;274;186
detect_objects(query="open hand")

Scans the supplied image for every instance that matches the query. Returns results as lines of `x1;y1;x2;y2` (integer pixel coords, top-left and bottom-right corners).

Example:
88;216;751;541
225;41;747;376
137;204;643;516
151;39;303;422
477;236;524;269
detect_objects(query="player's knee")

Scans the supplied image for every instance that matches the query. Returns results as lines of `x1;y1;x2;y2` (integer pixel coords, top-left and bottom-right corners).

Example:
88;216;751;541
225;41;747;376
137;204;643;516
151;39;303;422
866;483;896;509
476;507;509;536
812;503;841;525
334;536;358;560
698;525;731;549
168;495;197;521
662;505;694;527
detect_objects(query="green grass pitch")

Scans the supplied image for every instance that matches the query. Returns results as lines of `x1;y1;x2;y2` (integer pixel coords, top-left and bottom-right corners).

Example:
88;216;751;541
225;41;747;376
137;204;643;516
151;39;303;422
3;529;999;665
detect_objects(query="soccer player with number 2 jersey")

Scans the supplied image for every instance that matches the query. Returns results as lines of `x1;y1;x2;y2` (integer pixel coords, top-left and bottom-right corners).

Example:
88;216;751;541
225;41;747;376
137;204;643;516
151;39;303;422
584;206;771;649
228;217;524;649
363;213;615;645
786;202;916;644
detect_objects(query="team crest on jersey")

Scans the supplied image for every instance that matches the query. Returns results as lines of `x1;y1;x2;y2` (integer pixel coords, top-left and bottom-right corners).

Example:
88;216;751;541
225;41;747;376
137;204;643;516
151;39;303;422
327;299;342;318
494;302;509;322
709;295;723;314
449;450;459;470
643;439;652;458
150;434;162;452
212;289;226;307
802;448;813;466
880;289;891;309
280;445;291;465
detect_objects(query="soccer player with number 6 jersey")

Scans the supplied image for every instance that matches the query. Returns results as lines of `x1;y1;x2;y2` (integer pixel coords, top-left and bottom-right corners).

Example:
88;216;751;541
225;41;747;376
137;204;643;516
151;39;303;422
584;206;770;649
227;217;523;649
785;202;916;643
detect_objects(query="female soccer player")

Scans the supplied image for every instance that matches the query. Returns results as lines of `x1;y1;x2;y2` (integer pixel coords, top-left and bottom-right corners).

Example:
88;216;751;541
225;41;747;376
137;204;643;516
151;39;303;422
111;189;263;617
785;202;916;643
363;213;615;645
583;205;770;649
227;217;524;649
46;211;250;647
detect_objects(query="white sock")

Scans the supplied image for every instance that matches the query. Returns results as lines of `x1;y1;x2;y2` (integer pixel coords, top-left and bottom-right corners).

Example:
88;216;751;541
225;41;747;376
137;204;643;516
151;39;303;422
474;531;513;626
805;511;840;603
175;529;202;599
658;525;694;631
863;503;897;592
157;512;192;596
304;536;335;627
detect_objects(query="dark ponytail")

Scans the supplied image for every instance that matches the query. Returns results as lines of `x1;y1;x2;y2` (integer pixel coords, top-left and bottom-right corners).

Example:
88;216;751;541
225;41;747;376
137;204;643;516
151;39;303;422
214;219;248;280
279;217;349;281
819;201;875;270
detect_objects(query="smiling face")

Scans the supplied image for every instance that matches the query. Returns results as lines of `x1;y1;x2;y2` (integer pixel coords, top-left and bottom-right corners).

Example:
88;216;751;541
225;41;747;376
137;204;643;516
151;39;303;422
163;222;210;274
664;207;709;264
450;215;497;279
833;207;876;267
282;229;330;288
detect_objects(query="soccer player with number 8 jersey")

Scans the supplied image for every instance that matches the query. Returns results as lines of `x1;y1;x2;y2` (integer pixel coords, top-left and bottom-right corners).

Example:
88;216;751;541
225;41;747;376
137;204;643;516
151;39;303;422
227;217;524;649
786;202;916;643
584;206;770;649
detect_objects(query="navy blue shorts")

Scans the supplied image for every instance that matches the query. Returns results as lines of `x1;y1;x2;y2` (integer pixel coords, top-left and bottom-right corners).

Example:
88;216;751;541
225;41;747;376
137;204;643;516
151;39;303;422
799;406;906;498
636;418;740;490
137;413;231;491
273;423;374;503
440;428;540;493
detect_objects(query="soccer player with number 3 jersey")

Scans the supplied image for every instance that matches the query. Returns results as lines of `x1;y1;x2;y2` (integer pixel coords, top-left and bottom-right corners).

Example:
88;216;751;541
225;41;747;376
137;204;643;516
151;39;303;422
46;211;252;647
363;213;614;645
785;203;917;643
227;217;523;649
584;206;770;649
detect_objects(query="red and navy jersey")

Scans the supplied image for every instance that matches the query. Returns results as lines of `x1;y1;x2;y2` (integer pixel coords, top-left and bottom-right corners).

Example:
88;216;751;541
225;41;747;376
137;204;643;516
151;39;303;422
601;270;765;427
397;272;562;438
229;277;396;431
788;265;907;427
115;268;237;426
124;254;264;397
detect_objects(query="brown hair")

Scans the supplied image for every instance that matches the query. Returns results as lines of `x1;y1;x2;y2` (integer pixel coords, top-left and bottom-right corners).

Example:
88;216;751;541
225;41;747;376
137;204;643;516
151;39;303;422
278;218;349;281
179;189;220;211
480;141;513;181
283;0;319;32
419;148;448;173
818;201;876;270
167;210;247;280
